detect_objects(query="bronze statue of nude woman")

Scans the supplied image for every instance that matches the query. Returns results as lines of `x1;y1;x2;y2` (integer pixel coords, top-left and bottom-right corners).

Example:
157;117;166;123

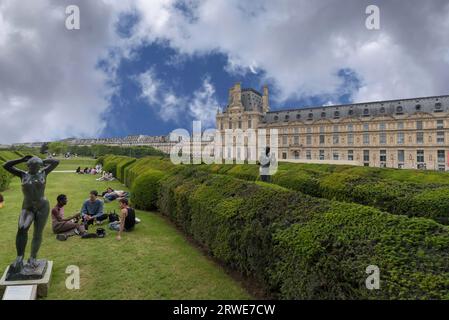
3;155;59;279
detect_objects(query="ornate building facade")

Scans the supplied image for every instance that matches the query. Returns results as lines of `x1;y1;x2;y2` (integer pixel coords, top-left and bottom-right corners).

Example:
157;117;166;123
216;83;449;171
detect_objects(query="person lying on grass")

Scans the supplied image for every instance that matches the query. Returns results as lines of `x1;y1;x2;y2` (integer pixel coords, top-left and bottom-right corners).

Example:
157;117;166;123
109;198;136;241
52;194;86;241
0;193;4;209
101;187;129;202
81;190;108;229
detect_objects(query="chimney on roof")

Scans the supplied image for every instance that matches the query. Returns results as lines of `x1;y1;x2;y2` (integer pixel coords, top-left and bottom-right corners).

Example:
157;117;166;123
262;85;269;113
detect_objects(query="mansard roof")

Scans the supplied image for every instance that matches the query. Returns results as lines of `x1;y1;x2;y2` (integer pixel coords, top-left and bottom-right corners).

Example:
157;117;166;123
263;94;449;124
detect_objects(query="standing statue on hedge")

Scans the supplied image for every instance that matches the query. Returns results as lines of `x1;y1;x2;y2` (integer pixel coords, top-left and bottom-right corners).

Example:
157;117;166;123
2;155;59;280
258;147;277;182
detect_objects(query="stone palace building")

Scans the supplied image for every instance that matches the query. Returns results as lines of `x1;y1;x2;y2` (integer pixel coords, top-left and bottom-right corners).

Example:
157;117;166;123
216;83;449;171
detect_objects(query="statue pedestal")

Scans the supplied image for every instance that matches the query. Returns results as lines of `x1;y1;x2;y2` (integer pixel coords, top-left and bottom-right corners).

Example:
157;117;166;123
0;260;53;299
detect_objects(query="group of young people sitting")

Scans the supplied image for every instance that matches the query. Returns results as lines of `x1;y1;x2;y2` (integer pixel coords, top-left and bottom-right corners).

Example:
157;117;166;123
96;171;115;181
51;190;136;241
76;164;103;175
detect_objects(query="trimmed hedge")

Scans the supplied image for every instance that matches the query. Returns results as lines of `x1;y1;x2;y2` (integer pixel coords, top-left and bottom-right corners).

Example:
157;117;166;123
0;164;11;192
197;162;449;222
157;167;449;299
100;155;449;299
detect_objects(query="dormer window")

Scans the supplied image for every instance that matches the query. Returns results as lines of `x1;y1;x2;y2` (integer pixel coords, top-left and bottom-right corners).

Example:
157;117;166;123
415;104;421;111
380;107;385;114
284;115;289;121
396;106;403;114
321;112;326;118
435;102;443;112
274;115;279;121
334;111;340;119
363;108;369;116
348;109;354;116
308;113;313;120
296;114;301;120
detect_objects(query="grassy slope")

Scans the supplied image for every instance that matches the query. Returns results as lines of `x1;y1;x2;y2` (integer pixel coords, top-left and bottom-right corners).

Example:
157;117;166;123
0;159;250;300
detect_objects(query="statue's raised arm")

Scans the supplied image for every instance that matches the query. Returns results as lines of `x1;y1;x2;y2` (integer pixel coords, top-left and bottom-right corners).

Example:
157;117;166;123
2;155;33;177
43;158;60;175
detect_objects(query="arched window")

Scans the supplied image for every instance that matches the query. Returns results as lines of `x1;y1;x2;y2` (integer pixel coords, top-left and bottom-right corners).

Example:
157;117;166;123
274;115;279;121
380;107;385;114
296;114;301;120
348;109;354;116
321;112;326;118
308;113;313;119
334;111;340;119
284;115;289;121
363;108;369;116
396;106;403;114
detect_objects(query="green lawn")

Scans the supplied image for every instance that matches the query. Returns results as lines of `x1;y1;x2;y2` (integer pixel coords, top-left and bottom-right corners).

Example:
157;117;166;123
0;159;251;300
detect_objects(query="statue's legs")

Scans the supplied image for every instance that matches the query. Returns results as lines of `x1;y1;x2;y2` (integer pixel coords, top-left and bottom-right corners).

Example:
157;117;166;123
29;200;49;266
12;209;34;271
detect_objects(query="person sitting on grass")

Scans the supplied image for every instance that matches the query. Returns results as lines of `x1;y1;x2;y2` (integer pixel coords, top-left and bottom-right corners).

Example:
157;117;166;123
76;167;81;174
109;198;136;241
0;193;4;209
52;194;86;241
81;190;108;229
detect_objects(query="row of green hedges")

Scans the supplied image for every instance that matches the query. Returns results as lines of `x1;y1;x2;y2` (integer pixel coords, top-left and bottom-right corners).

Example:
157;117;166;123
198;162;449;222
100;155;449;298
156;166;449;299
0;164;11;192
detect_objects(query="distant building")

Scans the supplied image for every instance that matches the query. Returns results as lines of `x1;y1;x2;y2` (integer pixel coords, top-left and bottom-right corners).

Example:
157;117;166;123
216;83;449;171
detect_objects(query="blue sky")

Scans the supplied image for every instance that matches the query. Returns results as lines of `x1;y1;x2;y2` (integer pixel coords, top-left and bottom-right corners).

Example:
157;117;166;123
0;0;448;144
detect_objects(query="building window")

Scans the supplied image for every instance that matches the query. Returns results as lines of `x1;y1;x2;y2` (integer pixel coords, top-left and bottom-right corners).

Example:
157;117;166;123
319;150;325;160
282;135;288;146
238;121;242;129
333;125;339;132
284;115;289;121
380;150;387;162
416;132;424;144
220;123;223;130
380;107;385;114
435;102;443;112
398;150;405;163
333;152;339;160
294;151;300;159
363;108;369;116
416;121;423;130
379;132;387;145
294;127;299;134
437;120;444;129
248;120;252;129
438;150;445;163
274;115;279;121
228;121;232;129
308;113;313;120
282;152;287;160
333;134;339;144
397;122;404;130
320;126;325;133
416;104;421;111
379;122;386;131
321;112;326;118
296;114;301;120
397;132;404;144
363;133;370;144
363;123;369;131
347;133;354;145
334;111;340;119
348;150;354;161
306;135;312;145
417;150;425;163
306;150;311;160
307;127;312;134
294;135;299;145
348;109;354;116
437;131;445;144
347;124;353;132
396;106;403;114
363;150;370;162
319;135;325;145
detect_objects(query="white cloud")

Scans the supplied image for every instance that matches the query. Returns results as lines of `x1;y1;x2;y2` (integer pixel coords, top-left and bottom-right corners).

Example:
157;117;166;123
137;69;218;126
125;0;449;104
